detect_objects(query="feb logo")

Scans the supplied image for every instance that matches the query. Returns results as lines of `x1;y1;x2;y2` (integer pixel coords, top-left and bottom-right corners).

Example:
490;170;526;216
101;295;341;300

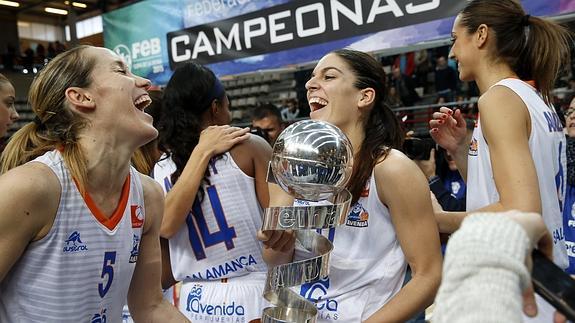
131;205;144;228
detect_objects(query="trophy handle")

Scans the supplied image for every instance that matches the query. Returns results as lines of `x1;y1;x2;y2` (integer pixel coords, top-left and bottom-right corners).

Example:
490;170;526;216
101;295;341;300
260;190;352;323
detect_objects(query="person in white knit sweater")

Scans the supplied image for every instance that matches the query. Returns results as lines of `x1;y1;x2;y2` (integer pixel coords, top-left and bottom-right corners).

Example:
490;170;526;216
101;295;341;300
433;211;570;323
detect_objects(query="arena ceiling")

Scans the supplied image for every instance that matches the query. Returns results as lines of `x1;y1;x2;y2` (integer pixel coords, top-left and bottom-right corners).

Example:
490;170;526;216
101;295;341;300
0;0;139;21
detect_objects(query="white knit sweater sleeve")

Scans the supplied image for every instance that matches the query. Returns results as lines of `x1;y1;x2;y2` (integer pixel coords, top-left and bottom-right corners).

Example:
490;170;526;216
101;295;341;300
432;213;532;323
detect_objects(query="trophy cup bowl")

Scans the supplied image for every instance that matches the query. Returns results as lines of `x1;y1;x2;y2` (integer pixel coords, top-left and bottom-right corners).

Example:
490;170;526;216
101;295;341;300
270;120;353;201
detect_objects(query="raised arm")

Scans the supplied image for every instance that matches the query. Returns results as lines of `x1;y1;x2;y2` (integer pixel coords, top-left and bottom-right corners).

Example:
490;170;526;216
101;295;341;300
127;175;189;322
430;107;470;181
160;125;250;238
0;163;60;282
434;86;539;233
364;150;442;323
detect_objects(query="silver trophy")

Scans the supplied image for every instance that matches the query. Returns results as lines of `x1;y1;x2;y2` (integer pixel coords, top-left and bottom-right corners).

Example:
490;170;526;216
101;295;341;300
261;120;353;323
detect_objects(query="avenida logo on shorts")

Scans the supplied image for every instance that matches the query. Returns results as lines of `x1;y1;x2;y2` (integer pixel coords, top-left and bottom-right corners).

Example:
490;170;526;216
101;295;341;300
185;284;245;316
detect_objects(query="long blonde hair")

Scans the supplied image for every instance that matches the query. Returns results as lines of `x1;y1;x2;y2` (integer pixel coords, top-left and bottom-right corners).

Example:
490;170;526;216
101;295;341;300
0;45;96;192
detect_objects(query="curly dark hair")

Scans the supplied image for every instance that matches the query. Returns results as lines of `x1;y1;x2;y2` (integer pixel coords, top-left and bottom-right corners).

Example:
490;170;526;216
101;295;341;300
157;62;226;193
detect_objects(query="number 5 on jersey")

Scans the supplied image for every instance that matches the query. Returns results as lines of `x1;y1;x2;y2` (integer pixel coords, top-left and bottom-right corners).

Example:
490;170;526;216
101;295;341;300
99;251;116;298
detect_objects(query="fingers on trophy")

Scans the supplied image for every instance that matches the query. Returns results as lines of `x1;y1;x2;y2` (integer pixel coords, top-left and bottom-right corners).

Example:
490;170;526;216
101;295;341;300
261;120;353;323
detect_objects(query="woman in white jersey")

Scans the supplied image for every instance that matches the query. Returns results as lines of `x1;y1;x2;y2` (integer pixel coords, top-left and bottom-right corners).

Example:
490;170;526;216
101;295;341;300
260;49;442;322
0;45;189;322
0;73;20;139
154;62;272;322
429;0;571;318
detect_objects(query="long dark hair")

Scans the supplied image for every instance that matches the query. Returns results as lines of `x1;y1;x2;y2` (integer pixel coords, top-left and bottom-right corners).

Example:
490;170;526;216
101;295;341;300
332;49;404;204
459;0;572;103
158;62;225;189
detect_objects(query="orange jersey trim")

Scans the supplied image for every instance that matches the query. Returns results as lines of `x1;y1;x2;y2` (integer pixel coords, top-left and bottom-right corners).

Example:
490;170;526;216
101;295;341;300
75;174;131;231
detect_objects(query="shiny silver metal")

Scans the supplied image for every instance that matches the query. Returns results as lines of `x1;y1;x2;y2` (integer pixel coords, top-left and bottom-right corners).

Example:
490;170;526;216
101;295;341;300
262;120;353;323
270;120;353;201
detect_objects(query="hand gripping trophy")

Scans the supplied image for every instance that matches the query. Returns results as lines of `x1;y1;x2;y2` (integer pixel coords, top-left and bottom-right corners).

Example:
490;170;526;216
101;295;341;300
261;120;353;323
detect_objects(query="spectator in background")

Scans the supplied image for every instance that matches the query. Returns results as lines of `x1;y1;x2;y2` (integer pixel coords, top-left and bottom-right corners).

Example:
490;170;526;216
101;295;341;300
434;56;458;102
280;98;299;121
562;98;575;274
36;44;45;63
391;66;420;106
387;86;403;108
252;103;286;145
22;47;34;71
416;146;466;213
47;43;56;59
414;49;431;89
2;44;16;71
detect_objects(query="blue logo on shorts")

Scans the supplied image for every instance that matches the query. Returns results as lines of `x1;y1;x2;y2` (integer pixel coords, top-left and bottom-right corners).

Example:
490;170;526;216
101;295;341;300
300;278;338;312
185;284;245;316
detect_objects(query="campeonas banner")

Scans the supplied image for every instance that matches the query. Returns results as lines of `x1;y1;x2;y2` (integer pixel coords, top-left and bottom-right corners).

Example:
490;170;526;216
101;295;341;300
103;0;575;84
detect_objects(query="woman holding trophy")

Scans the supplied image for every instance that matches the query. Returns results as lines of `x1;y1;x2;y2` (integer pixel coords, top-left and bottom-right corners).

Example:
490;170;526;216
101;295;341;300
260;49;442;322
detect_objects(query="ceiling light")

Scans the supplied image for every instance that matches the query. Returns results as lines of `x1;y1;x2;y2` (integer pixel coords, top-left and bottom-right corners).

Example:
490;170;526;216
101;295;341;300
0;0;20;7
45;7;68;15
64;1;87;8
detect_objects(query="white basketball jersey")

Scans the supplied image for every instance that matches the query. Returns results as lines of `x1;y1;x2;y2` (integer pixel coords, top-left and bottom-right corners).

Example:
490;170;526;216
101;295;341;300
0;150;146;322
294;174;407;322
467;78;568;269
153;153;267;282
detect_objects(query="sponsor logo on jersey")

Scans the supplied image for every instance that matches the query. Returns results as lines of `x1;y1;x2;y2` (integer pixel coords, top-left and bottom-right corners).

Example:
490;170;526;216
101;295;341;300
300;278;339;320
129;234;140;263
468;137;478;156
185;284;246;318
346;203;369;228
130;205;144;228
63;231;88;253
90;308;107;323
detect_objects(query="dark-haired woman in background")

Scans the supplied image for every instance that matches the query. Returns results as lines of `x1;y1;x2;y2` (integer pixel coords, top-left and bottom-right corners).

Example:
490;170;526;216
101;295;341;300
260;49;442;322
153;62;272;322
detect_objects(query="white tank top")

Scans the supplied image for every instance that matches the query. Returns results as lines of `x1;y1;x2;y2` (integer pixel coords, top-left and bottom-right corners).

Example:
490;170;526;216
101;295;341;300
0;150;145;322
467;78;568;269
294;173;407;322
153;153;267;282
